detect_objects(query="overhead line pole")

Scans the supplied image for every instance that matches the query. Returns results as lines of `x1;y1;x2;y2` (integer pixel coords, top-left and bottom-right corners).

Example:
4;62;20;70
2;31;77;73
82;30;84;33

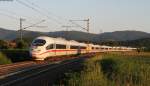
20;18;25;41
86;19;90;53
19;19;46;41
69;18;90;52
87;18;90;33
69;19;90;32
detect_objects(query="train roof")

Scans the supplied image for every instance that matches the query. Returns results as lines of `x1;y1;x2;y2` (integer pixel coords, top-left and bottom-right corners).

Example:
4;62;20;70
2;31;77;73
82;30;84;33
33;36;137;50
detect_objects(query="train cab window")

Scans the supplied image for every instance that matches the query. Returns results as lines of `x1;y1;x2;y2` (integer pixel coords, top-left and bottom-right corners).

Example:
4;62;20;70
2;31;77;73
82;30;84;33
32;39;46;46
70;46;79;49
46;44;54;50
56;44;66;49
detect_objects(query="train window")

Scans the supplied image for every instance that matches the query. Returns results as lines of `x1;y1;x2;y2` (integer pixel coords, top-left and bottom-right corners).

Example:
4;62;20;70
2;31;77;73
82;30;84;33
80;46;86;49
92;47;94;49
56;44;66;49
32;39;46;46
46;44;54;50
101;48;105;50
96;47;99;49
70;45;79;49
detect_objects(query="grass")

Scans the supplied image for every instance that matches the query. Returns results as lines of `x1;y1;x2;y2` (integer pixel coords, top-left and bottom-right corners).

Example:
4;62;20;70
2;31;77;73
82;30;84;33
101;53;150;86
57;52;150;86
0;52;12;65
57;54;113;86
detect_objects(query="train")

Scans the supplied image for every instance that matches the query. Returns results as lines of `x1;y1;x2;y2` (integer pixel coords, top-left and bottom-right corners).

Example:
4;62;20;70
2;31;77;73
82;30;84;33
29;36;136;60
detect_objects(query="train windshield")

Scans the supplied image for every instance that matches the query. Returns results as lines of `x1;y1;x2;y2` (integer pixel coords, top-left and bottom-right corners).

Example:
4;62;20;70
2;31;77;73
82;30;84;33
32;39;46;46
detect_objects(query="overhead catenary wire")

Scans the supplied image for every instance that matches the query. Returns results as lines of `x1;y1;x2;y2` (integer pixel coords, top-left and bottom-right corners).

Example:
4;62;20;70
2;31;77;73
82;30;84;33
0;12;21;36
23;20;46;29
0;9;19;17
17;0;86;32
1;0;86;32
0;12;18;20
19;0;75;31
0;8;44;26
25;0;70;23
16;0;63;25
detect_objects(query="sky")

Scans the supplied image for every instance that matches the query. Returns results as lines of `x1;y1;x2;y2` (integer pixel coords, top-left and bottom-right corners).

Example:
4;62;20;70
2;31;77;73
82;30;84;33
0;0;150;33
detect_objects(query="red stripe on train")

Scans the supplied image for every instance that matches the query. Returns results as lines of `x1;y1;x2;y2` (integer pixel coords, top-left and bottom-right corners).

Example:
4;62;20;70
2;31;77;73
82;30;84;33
32;49;87;56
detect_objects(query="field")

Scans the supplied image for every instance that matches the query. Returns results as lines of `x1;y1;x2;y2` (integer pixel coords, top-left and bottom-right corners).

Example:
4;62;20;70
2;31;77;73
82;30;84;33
56;52;150;86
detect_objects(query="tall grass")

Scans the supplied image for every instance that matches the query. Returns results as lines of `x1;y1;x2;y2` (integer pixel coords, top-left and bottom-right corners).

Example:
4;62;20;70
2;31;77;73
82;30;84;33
101;53;150;86
58;55;114;86
0;52;12;65
58;52;150;86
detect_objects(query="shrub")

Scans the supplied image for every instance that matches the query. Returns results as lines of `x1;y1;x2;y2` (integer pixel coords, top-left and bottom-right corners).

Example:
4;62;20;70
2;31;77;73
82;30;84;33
16;40;28;49
0;52;12;65
1;49;30;62
0;40;8;49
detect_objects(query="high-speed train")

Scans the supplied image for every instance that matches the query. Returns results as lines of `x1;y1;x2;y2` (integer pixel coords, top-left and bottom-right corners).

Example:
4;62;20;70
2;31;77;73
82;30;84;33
29;36;136;60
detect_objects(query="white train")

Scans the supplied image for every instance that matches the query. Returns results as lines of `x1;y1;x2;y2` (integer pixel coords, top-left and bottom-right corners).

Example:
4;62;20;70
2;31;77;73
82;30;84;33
29;36;136;60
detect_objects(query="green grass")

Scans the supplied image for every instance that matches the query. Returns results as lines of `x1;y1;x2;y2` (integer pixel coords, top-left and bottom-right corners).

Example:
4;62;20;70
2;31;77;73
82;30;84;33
101;53;150;86
57;55;113;86
0;52;12;65
57;52;150;86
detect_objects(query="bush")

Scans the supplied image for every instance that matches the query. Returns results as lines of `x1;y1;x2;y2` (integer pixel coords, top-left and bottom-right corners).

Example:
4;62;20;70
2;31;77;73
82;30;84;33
16;40;28;49
0;40;8;49
0;52;12;65
1;49;30;62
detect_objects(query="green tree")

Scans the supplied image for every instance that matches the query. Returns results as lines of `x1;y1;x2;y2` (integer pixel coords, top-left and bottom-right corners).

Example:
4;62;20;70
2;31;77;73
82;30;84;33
16;40;28;49
0;40;8;49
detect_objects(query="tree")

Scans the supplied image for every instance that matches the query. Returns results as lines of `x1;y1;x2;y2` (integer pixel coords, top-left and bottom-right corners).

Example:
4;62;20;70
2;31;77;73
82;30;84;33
0;40;8;49
16;40;28;49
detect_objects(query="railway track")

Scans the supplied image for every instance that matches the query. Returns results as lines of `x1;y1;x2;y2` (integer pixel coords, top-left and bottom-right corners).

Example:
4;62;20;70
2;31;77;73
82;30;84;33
0;61;35;69
0;61;38;76
0;54;93;86
0;55;74;77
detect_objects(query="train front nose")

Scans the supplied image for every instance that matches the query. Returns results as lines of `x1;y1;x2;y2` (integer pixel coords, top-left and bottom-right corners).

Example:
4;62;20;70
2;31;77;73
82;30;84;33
30;38;47;60
30;47;44;60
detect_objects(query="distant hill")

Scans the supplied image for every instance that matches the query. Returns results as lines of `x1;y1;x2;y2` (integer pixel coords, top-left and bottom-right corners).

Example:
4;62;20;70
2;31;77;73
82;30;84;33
0;28;16;40
47;31;96;42
0;28;47;40
0;28;150;43
96;31;150;42
121;38;150;47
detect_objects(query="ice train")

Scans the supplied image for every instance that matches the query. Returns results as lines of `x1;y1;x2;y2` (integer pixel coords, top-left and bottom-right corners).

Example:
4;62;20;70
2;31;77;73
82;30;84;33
29;36;136;60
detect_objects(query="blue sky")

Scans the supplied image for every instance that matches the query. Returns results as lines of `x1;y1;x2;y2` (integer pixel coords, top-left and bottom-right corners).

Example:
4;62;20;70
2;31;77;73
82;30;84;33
0;0;150;33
